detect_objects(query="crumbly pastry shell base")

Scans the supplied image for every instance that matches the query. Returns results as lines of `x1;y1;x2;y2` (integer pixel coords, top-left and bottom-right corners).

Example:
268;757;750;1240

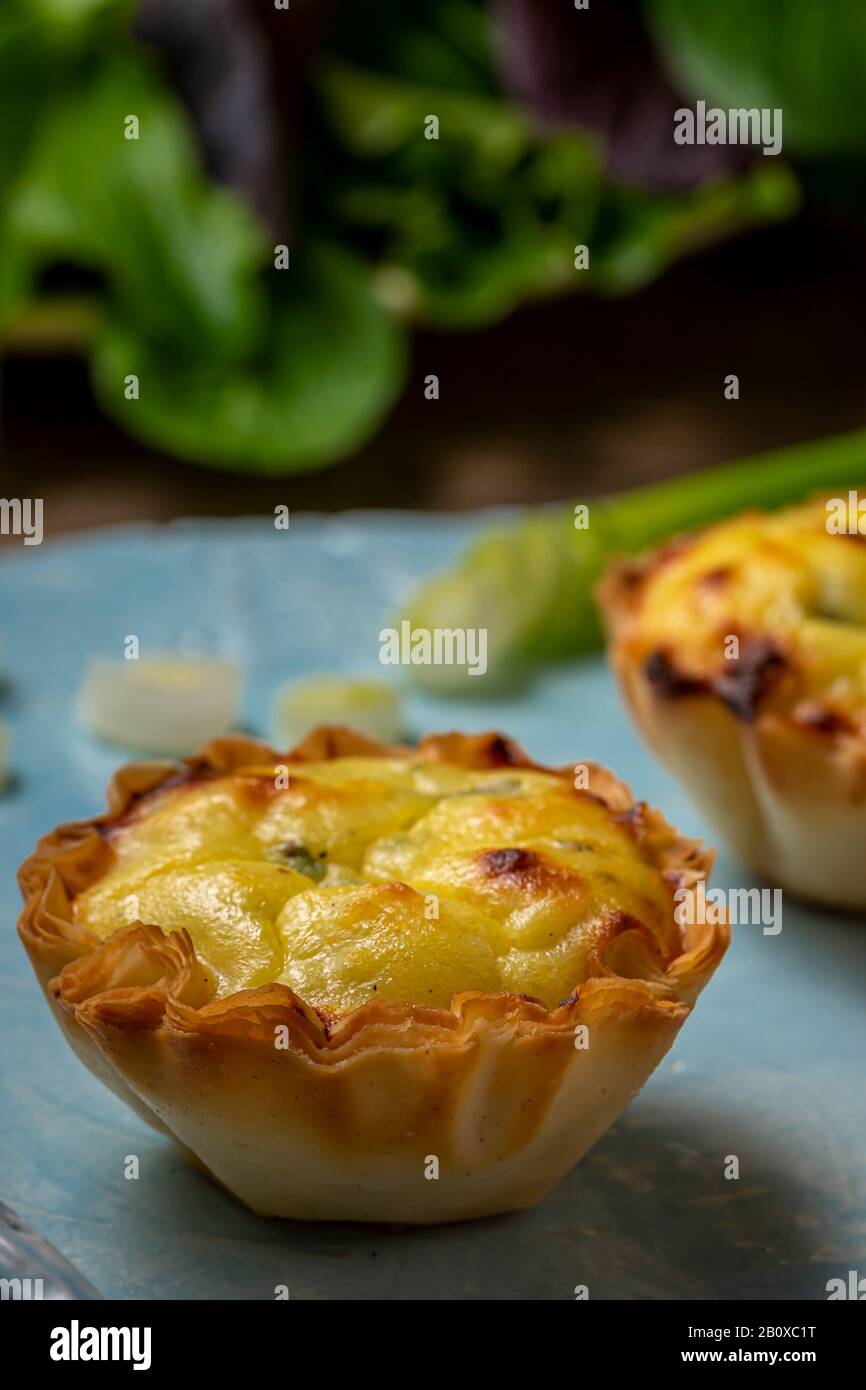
18;727;728;1224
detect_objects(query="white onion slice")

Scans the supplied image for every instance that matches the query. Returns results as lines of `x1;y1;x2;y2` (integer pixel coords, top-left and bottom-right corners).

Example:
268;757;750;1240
272;676;402;749
78;657;241;756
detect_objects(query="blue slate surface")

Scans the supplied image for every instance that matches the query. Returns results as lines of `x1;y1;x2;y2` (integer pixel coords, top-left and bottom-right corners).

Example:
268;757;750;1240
1;514;864;1301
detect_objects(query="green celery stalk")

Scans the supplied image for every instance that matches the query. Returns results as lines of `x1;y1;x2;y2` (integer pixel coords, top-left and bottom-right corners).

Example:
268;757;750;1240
402;427;866;692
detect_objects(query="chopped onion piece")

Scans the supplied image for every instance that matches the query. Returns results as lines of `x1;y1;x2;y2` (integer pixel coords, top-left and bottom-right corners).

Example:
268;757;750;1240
272;676;402;748
78;657;240;756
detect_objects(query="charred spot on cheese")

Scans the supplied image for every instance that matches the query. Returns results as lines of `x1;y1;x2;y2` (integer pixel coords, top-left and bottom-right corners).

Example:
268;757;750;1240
698;566;733;590
645;649;705;700
616;562;645;593
474;847;588;903
793;702;852;735
473;733;525;767
478;847;541;882
711;639;787;721
491;736;521;765
646;640;787;721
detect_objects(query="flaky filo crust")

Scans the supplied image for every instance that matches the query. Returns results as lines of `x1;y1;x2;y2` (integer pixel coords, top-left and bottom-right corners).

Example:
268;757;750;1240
600;554;866;913
18;728;728;1224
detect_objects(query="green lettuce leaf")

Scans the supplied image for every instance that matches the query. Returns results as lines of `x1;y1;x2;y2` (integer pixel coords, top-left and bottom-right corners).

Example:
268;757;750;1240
91;242;407;472
649;0;866;155
9;50;267;361
316;49;797;329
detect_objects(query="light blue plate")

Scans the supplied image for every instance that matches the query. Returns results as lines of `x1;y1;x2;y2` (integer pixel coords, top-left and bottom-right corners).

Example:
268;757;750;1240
1;515;864;1301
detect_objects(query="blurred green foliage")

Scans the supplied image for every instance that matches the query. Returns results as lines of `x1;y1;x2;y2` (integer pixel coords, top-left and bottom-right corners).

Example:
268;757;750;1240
0;0;857;472
650;0;866;155
315;54;795;327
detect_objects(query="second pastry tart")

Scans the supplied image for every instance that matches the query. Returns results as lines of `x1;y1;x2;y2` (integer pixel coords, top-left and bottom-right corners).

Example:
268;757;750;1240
19;727;727;1223
599;494;866;910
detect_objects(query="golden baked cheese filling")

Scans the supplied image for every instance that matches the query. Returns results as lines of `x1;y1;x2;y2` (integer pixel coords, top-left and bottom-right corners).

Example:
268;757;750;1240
74;755;679;1012
629;496;866;728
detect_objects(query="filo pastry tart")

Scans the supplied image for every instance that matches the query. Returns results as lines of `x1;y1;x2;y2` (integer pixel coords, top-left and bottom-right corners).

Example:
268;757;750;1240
599;494;866;911
18;727;727;1225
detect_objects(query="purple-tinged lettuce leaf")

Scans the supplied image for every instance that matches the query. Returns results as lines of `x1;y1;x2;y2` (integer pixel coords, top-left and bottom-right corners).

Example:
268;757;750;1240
492;0;752;190
134;0;289;234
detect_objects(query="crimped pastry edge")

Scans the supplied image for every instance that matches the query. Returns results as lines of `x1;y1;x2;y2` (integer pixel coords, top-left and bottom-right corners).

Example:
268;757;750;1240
17;727;728;1222
19;725;725;1033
